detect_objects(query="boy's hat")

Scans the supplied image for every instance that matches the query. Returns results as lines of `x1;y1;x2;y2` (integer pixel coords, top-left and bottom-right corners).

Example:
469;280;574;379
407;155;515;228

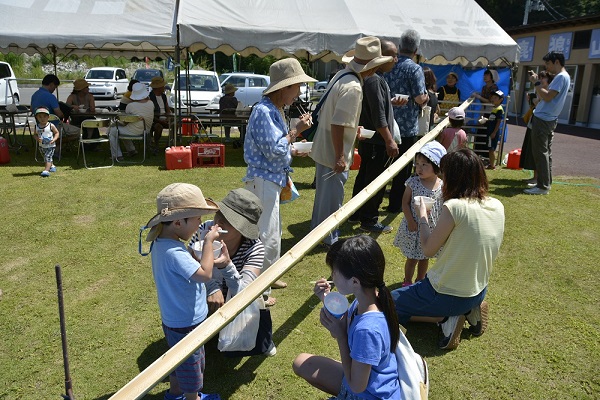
73;78;90;91
418;141;447;167
342;36;394;73
447;72;459;80
223;83;238;95
130;82;149;100
491;89;504;99
263;58;317;95
447;107;465;120
217;188;262;240
35;107;50;115
150;76;167;89
145;183;219;242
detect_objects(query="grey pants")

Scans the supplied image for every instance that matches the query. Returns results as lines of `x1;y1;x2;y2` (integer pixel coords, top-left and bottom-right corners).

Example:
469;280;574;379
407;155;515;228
311;162;348;245
531;115;556;190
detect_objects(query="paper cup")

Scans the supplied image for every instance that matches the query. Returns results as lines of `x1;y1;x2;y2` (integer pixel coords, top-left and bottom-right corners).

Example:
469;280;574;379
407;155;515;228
360;128;375;139
394;94;409;101
292;141;313;152
323;291;349;318
413;195;435;211
192;240;222;259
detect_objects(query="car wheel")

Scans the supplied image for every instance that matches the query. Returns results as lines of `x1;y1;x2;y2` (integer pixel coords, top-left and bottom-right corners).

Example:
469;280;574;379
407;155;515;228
112;88;118;100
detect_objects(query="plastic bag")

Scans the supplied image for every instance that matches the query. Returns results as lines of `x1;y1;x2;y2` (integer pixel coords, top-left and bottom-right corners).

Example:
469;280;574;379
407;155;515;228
417;106;431;136
218;297;261;352
280;177;300;204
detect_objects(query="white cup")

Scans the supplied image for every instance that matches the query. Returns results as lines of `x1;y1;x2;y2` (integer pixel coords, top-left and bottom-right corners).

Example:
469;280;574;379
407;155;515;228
414;195;435;211
360;128;375;139
323;291;349;318
191;240;222;259
394;94;409;101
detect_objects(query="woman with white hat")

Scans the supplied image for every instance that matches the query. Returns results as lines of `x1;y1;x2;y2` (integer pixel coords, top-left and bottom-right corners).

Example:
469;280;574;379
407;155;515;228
243;58;316;306
108;82;155;161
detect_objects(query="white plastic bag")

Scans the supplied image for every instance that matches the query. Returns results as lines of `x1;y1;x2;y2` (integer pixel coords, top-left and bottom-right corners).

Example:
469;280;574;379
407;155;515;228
395;330;429;399
217;296;261;352
417;106;431;136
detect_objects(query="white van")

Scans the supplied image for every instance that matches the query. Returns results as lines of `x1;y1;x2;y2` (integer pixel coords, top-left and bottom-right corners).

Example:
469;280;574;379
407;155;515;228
84;67;129;99
205;72;269;112
0;62;20;105
171;70;221;110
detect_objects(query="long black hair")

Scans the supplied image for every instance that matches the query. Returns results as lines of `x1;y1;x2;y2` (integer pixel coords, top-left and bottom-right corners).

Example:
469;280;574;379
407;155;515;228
326;235;399;351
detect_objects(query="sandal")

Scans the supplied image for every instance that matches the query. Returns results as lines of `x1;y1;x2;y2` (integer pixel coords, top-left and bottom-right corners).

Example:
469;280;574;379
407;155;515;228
264;296;277;307
272;279;287;289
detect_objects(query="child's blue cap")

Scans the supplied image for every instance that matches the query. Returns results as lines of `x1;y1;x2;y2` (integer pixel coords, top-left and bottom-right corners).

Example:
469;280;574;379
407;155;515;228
418;141;447;167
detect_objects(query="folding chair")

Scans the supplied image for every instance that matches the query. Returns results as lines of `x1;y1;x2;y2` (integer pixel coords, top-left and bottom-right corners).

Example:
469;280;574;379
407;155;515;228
77;118;112;169
115;115;147;164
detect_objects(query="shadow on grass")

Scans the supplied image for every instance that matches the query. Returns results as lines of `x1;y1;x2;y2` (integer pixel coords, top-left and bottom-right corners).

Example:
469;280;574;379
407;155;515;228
488;178;528;198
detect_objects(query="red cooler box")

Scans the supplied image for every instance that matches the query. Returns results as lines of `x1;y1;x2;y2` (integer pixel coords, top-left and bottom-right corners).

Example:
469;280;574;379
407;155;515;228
165;146;192;170
506;148;522;170
190;143;225;168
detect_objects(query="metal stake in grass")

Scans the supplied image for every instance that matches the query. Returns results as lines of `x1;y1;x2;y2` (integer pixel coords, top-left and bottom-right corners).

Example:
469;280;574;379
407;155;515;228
56;264;75;400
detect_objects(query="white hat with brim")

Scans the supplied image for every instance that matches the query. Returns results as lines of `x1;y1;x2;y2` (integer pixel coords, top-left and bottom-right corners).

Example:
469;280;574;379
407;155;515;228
145;183;219;242
130;82;149;101
418;141;447;167
341;36;394;73
263;58;317;96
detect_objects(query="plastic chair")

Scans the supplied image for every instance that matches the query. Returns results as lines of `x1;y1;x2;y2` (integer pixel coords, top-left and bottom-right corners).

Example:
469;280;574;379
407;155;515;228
77;118;112;169
115;115;147;163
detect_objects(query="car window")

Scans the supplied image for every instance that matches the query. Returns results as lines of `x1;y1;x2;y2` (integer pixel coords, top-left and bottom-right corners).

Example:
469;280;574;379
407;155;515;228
228;76;245;87
87;70;114;80
117;70;127;80
0;64;11;79
179;75;219;91
249;78;267;88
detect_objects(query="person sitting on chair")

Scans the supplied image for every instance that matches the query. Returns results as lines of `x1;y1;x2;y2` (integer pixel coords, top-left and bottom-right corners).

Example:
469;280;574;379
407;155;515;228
219;84;239;142
149;76;172;151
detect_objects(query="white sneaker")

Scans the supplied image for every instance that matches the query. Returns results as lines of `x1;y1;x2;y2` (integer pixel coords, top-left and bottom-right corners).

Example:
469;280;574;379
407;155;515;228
524;187;549;195
526;182;537;187
265;344;277;357
438;315;465;350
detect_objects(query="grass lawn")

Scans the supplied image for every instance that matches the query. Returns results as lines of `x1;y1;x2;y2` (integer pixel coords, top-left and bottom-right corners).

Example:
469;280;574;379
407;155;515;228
0;131;598;399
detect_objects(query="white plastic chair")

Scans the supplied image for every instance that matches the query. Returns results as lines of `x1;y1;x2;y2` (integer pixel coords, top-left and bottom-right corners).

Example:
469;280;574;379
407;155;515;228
115;114;147;163
77;118;112;169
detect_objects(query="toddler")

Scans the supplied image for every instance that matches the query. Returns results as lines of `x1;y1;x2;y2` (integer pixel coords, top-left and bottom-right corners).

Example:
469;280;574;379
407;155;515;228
394;141;446;286
34;107;60;177
437;107;467;152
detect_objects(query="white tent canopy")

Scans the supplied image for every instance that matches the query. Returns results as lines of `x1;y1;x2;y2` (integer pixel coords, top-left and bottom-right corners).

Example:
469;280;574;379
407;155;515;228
0;0;517;66
179;0;518;66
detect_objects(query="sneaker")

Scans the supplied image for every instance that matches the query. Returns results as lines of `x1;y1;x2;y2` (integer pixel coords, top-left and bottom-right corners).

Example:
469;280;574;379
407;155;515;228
360;222;393;234
466;301;488;337
526;182;537;187
49;166;57;172
40;170;50;177
114;156;124;162
524;187;549;195
265;343;277;357
438;315;465;350
199;392;221;400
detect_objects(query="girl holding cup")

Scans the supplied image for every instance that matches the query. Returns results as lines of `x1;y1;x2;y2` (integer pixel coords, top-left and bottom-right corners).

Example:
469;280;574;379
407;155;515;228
293;235;400;399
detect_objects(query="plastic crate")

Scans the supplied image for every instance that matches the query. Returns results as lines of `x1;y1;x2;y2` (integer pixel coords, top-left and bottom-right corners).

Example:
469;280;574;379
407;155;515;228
190;143;225;168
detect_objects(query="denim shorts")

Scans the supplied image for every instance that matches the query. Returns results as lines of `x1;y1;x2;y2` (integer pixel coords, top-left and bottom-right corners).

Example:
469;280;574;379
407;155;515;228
162;323;205;393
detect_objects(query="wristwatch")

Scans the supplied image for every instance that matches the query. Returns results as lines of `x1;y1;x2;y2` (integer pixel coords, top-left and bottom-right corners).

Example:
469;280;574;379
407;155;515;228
534;81;541;87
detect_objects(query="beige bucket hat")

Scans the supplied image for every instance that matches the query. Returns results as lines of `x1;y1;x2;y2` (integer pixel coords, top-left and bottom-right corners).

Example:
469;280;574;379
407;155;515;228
150;76;167;88
342;36;394;73
145;183;219;242
217;188;262;240
263;58;317;95
223;83;238;95
73;78;90;91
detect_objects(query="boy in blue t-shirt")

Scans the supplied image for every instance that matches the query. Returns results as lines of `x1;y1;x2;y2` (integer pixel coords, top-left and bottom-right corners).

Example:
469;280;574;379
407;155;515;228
484;90;504;169
143;183;223;400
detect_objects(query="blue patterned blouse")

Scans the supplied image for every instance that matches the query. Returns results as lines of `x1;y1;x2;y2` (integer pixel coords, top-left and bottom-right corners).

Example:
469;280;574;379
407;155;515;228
243;97;292;187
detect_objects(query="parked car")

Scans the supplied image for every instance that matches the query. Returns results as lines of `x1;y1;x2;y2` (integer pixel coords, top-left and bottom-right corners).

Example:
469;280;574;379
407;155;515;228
205;72;269;112
315;80;329;91
132;68;165;91
84;67;129;99
171;70;221;110
0;61;20;105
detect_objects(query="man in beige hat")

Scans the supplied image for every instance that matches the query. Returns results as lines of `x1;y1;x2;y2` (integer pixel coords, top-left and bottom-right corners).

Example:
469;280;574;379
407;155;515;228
149;76;172;150
142;182;223;400
310;36;393;246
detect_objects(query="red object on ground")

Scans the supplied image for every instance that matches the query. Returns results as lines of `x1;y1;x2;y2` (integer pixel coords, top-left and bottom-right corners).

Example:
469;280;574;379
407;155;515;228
350;148;361;170
0;137;10;164
190;143;225;167
165;146;192;170
506;148;522;170
181;118;199;136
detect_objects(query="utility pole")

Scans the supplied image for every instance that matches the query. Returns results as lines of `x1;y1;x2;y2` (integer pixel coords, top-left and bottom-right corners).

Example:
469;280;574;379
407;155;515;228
523;0;546;25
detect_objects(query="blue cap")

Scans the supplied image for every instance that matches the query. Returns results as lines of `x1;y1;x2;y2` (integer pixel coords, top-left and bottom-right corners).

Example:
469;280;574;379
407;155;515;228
418;141;447;167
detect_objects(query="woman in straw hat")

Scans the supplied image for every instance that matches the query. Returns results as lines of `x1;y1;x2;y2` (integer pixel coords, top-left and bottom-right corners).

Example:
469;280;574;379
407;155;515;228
219;83;239;142
243;58;316;306
66;78;98;148
189;188;277;356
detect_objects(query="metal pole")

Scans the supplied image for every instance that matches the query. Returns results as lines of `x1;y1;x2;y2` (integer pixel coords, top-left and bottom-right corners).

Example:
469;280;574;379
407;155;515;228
56;264;75;400
523;0;531;25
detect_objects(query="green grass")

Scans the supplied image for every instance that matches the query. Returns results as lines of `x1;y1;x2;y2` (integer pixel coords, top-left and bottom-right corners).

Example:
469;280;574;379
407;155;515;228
0;132;599;399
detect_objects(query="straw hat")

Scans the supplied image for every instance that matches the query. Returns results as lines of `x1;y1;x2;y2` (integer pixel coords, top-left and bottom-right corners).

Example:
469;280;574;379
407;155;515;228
223;84;238;95
73;78;90;91
418;141;447;167
341;36;394;73
130;82;149;100
145;183;219;242
217;188;262;239
263;58;317;95
150;76;167;89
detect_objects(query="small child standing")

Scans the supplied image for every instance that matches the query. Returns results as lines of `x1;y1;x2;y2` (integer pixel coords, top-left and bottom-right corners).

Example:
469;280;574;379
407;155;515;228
34;107;60;177
437;107;467;152
483;90;505;170
141;183;222;400
293;235;401;399
394;141;446;287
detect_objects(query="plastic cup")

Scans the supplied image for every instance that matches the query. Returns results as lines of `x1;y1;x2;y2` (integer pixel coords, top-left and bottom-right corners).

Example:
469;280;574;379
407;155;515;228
292;141;313;152
360;128;375;139
192;240;222;259
414;195;435;211
323;291;349;318
394;94;409;101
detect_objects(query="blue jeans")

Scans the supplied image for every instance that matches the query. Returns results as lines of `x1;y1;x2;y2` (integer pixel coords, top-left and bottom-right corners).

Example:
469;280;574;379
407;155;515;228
392;277;487;325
